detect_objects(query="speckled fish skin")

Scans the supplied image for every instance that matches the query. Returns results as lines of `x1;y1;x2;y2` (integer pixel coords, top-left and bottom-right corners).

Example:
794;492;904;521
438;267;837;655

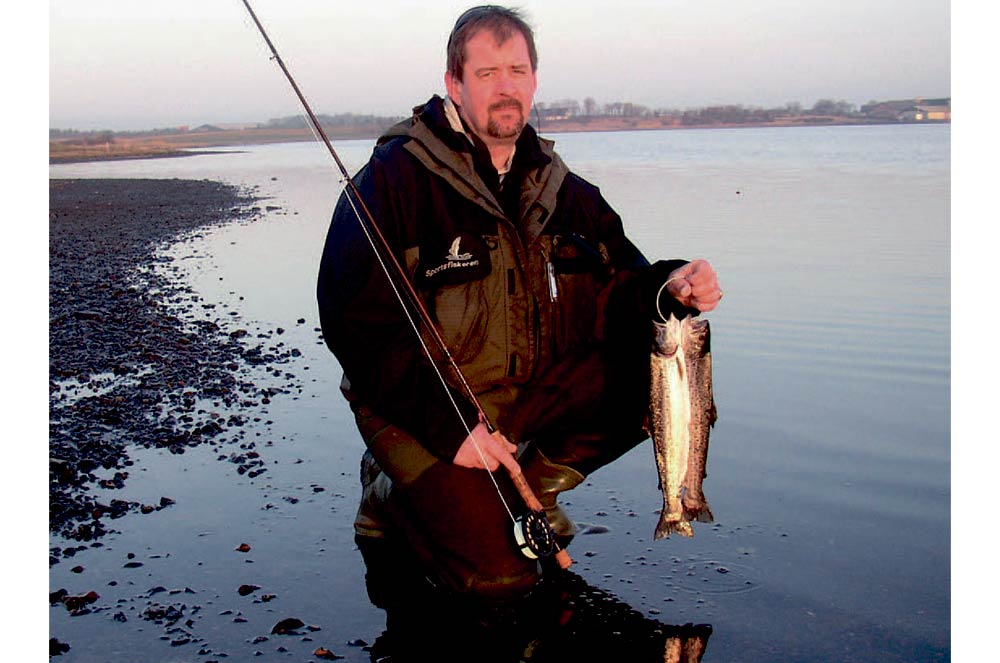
649;314;716;540
681;315;716;524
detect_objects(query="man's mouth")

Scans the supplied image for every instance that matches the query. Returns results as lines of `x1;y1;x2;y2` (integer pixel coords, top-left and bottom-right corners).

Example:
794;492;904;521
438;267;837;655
489;99;523;114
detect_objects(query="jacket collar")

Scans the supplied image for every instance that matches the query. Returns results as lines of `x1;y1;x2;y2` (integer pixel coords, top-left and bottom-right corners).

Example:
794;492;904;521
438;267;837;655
381;96;566;241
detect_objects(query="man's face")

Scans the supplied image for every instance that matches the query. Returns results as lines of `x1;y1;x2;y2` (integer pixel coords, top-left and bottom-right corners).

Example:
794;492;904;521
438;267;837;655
445;28;538;147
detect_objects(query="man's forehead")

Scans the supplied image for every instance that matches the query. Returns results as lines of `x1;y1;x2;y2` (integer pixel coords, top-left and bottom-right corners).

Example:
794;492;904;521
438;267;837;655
464;27;530;61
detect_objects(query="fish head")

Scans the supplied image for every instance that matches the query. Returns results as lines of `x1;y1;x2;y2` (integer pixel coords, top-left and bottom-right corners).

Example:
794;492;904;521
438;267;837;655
652;314;684;357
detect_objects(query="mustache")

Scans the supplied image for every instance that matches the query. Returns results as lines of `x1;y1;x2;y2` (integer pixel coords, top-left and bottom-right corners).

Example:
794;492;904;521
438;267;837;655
488;98;524;113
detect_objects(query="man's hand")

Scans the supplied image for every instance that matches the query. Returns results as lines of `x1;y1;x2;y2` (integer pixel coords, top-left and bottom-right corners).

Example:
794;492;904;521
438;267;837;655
452;422;521;474
664;259;723;312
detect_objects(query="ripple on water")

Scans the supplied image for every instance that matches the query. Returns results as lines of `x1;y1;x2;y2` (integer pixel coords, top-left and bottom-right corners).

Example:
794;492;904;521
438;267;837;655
664;558;761;595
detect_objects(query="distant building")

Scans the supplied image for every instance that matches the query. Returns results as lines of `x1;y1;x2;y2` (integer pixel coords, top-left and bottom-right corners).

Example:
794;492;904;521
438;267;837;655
862;98;950;122
914;105;950;121
539;107;571;121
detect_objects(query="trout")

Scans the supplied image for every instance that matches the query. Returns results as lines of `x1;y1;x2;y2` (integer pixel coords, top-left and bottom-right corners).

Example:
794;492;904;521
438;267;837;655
649;314;717;539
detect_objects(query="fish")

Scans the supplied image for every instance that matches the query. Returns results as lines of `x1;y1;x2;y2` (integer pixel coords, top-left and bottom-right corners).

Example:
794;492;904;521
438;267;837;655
649;314;717;539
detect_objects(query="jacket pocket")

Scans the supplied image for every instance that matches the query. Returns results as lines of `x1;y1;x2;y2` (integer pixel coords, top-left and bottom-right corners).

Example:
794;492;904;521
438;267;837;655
545;233;608;355
433;279;490;368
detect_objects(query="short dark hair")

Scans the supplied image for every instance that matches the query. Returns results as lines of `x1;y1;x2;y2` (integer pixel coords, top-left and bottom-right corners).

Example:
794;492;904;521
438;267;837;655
447;5;537;82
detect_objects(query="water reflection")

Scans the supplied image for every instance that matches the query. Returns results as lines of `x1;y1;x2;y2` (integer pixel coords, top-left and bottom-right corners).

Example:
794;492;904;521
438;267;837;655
358;538;712;663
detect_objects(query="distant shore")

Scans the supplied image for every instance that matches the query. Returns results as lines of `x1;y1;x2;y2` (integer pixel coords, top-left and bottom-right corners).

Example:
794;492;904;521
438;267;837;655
49;115;940;165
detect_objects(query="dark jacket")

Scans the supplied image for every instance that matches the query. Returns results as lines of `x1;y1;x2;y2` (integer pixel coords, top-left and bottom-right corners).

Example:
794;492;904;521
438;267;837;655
317;96;690;461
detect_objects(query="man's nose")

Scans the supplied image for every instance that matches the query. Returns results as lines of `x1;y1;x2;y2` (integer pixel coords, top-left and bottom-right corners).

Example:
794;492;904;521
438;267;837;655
496;71;517;94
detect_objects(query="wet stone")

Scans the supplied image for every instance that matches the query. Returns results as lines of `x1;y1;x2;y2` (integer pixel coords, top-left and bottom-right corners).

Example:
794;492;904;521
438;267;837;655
271;617;306;634
49;638;71;656
61;591;100;611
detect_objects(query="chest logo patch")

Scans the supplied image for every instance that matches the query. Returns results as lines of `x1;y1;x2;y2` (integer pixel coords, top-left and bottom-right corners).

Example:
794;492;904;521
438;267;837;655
425;235;480;279
446;237;473;262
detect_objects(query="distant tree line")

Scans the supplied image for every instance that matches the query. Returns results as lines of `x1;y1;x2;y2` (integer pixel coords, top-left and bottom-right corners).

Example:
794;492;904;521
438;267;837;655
263;113;405;131
50;127;193;140
535;98;864;122
49;128;116;144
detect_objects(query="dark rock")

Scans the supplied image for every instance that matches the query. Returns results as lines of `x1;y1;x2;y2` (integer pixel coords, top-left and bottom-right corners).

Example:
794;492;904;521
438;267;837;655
271;617;305;634
49;638;71;656
314;647;344;660
61;591;100;611
142;603;184;625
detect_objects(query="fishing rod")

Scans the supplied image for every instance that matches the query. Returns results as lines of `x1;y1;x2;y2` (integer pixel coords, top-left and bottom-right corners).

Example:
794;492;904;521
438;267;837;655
240;0;571;569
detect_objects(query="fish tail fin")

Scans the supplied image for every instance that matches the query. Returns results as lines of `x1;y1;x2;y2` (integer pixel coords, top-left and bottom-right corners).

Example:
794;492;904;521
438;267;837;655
683;497;714;523
655;515;694;540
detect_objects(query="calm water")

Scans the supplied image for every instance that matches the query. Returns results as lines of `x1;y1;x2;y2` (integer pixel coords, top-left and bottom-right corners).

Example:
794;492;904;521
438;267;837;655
49;124;950;662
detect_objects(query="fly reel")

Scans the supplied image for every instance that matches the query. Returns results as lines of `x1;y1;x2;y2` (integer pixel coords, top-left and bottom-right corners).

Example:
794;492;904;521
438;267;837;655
513;510;557;560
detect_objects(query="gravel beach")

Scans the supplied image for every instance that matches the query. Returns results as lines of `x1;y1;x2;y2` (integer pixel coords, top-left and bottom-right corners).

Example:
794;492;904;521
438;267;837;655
47;178;347;660
49;178;300;552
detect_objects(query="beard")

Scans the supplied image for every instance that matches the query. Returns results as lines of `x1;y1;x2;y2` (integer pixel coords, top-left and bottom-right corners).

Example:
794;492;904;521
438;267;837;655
485;98;526;139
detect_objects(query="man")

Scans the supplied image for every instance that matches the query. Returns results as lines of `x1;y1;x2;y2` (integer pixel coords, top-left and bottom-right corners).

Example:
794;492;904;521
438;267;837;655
317;6;721;601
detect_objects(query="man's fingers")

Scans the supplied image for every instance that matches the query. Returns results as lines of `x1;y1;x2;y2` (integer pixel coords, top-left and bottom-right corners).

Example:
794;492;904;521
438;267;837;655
670;259;721;312
489;433;521;474
666;275;692;300
491;431;517;453
496;451;521;475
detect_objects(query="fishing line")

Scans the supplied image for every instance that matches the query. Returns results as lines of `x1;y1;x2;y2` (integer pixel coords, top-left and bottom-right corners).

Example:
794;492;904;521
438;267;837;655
338;188;517;524
237;0;575;565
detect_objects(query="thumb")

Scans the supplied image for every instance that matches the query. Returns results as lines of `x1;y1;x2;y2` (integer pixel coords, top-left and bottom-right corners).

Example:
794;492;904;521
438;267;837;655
666;275;691;299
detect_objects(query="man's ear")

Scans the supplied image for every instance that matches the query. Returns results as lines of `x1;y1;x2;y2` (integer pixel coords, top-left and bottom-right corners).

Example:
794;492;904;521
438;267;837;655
444;71;459;101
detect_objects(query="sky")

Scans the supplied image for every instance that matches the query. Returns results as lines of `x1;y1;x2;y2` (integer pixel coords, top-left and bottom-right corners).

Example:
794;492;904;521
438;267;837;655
48;0;952;131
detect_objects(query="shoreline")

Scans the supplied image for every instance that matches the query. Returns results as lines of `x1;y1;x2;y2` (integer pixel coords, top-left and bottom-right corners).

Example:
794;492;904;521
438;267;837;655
48;149;243;165
49;117;945;165
47;177;382;661
49;179;300;550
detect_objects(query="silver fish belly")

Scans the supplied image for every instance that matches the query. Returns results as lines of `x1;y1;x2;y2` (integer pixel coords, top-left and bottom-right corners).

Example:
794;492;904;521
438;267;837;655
650;314;716;539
